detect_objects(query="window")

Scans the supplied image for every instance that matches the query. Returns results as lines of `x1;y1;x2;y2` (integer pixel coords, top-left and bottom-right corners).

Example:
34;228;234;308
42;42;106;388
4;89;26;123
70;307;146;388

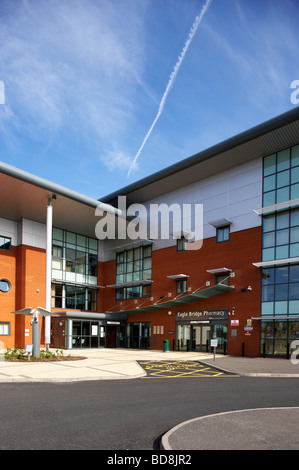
216;274;230;286
0;322;10;335
66;285;85;310
216;226;230;243
52;245;63;270
263;145;299;206
88;254;98;277
52;229;98;285
71;320;103;348
0;236;11;251
262;208;299;261
87;288;97;312
52;283;63;308
176;279;187;294
177;236;188;251
0;279;11;293
115;284;151;300
51;283;97;311
115;244;152;300
261;264;299;317
116;245;151;284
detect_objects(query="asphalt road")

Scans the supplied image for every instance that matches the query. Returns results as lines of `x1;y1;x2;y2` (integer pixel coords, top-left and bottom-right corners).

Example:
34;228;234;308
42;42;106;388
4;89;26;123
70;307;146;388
1;377;299;450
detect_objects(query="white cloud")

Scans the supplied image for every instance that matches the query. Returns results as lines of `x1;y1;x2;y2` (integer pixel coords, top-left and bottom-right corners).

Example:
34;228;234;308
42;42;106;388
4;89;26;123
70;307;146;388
203;0;299;112
0;0;148;152
127;0;213;176
101;147;135;173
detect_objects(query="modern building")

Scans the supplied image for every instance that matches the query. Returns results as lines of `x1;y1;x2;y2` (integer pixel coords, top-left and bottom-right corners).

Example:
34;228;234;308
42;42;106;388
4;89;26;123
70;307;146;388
1;107;299;357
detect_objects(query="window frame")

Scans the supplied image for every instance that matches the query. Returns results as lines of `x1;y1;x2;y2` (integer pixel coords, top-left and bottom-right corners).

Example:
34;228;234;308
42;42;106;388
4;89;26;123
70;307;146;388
216;273;230;286
0;279;11;293
261;264;299;317
262;145;299;207
51;283;98;312
0;322;10;336
176;278;187;295
52;228;98;285
115;284;152;301
262;208;299;262
177;236;188;251
115;244;152;300
0;236;11;252
216;226;230;243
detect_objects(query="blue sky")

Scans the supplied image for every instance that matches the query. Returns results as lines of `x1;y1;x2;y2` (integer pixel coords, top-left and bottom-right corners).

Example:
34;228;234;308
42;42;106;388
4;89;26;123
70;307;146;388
1;0;299;200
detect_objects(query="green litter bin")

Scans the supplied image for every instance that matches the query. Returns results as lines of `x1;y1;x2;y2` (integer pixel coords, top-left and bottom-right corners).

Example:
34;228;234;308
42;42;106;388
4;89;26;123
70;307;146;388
163;339;169;352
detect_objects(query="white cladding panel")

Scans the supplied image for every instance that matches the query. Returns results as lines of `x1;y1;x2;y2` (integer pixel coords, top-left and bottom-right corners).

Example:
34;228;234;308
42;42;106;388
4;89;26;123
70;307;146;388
145;159;262;249
0;218;47;249
0;218;18;246
21;219;47;249
100;159;262;259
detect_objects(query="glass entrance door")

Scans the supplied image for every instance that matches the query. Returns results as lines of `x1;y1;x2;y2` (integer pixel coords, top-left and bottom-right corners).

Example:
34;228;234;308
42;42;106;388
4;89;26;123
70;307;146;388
176;324;190;351
192;326;201;350
210;323;228;354
192;325;210;351
126;322;151;349
177;324;211;351
201;325;210;351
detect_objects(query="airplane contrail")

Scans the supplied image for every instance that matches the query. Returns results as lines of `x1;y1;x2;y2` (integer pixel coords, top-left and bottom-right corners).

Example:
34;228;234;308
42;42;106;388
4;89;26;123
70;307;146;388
127;0;213;176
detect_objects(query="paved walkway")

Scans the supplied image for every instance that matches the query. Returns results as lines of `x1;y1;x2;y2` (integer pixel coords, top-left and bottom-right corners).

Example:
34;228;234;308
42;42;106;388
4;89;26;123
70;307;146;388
1;348;299;382
200;355;299;377
1;349;299;450
161;407;299;450
0;349;217;383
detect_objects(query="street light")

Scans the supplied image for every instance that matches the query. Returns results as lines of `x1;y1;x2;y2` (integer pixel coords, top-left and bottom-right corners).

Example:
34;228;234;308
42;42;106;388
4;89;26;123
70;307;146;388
12;307;60;358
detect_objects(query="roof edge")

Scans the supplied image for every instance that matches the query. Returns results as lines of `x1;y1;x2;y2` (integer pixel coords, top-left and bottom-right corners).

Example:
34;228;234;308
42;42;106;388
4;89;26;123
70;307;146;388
0;161;122;216
100;107;299;203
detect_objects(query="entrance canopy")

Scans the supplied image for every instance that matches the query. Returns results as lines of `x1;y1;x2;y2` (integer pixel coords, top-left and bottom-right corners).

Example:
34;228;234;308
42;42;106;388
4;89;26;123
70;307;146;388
108;284;234;314
54;310;128;321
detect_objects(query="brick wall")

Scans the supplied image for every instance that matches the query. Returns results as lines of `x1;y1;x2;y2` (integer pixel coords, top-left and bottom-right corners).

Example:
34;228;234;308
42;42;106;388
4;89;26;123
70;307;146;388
0;247;17;348
102;226;262;356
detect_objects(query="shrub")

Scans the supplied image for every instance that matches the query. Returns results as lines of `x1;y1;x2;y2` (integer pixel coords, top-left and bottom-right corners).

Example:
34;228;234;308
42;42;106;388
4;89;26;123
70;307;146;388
5;348;25;359
4;348;68;361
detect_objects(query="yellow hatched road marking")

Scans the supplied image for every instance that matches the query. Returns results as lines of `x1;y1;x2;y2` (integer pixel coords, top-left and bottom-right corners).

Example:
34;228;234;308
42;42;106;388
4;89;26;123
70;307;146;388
138;360;238;378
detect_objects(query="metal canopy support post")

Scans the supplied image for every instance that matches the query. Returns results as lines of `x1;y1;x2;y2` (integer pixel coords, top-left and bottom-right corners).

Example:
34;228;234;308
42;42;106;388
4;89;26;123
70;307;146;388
12;308;60;357
45;199;53;350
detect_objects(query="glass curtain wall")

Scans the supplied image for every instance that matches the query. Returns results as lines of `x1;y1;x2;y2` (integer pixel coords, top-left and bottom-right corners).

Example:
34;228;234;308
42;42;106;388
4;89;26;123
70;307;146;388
52;228;98;285
51;228;98;312
263;145;299;206
115;244;152;300
261;145;299;356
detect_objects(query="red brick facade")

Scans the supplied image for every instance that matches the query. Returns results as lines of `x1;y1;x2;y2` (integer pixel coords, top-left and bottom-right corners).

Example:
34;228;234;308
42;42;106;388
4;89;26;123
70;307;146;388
0;225;261;356
1;245;47;349
102;226;262;356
